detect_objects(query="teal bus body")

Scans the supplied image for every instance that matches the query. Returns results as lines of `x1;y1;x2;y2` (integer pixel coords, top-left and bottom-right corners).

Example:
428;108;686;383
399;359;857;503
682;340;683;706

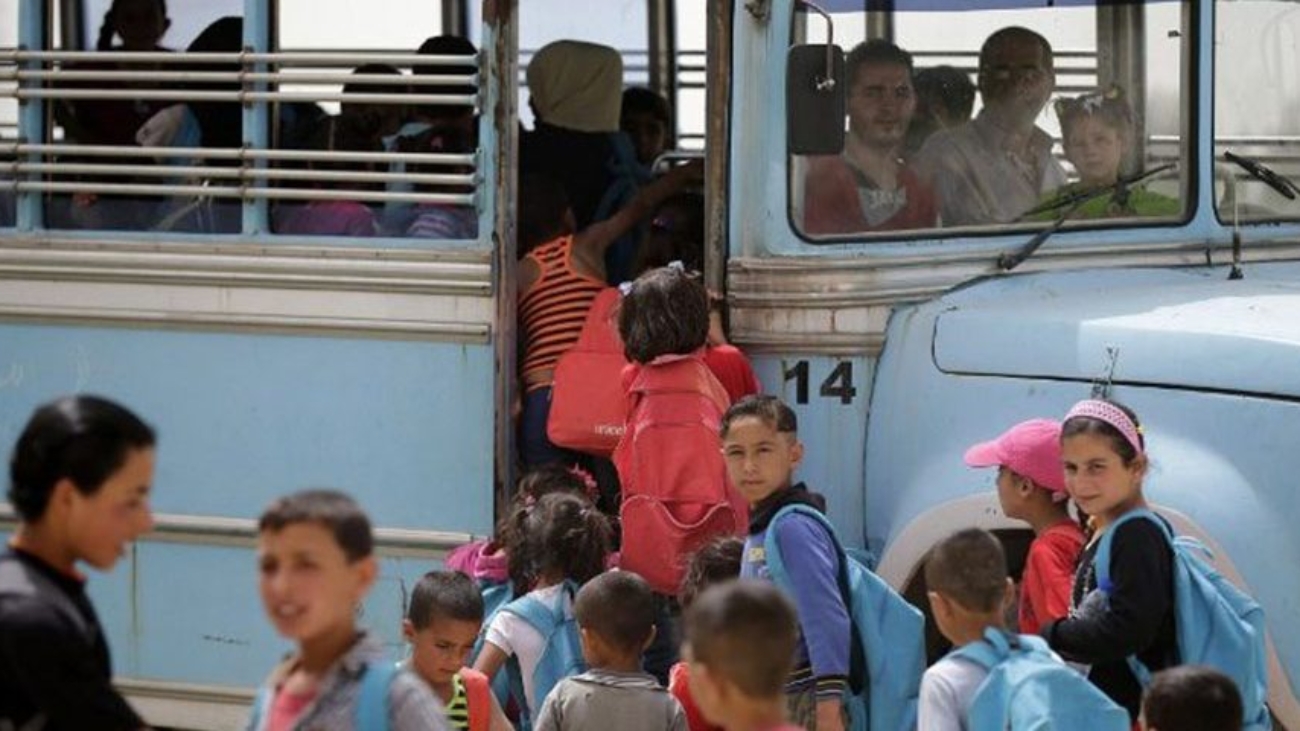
3;0;1300;728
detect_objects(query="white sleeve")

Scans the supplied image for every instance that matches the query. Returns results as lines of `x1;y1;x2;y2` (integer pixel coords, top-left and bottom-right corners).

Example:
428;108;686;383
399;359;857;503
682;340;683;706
918;665;969;731
483;610;546;713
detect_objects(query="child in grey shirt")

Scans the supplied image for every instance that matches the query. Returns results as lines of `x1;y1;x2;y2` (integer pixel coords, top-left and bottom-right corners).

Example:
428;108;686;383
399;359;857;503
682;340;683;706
535;571;687;731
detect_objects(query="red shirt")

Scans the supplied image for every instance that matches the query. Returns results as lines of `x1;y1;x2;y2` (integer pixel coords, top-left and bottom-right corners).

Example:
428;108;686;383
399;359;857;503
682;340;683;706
801;155;937;235
1019;520;1086;634
267;685;316;731
669;661;722;731
702;345;761;405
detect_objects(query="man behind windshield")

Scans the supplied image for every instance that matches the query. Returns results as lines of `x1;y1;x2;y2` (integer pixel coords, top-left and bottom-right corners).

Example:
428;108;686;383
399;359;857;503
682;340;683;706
801;40;937;235
915;26;1066;226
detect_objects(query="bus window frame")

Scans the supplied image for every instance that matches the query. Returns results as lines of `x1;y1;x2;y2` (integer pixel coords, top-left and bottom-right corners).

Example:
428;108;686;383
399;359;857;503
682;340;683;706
781;0;1198;250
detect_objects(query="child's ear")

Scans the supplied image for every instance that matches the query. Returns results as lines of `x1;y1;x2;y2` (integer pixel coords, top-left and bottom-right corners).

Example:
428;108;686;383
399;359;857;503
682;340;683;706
354;555;379;595
401;619;416;644
641;625;658;653
790;439;805;469
1001;577;1016;612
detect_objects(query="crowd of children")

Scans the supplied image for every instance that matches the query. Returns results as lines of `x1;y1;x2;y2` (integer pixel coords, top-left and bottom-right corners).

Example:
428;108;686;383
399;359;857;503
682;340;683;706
0;384;1266;731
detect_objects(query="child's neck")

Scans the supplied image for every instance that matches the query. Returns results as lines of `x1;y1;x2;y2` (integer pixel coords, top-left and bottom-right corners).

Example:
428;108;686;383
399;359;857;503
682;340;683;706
948;614;1005;647
298;623;360;674
9;524;79;578
723;696;790;731
1095;495;1148;532
594;653;644;674
1022;500;1072;535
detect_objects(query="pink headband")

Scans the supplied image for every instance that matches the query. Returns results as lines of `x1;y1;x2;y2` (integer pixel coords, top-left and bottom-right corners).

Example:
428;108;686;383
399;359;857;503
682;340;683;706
1064;399;1144;455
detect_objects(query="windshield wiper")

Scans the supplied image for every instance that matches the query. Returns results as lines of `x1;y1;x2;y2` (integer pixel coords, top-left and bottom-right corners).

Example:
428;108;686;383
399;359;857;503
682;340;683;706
1224;151;1300;200
999;163;1176;272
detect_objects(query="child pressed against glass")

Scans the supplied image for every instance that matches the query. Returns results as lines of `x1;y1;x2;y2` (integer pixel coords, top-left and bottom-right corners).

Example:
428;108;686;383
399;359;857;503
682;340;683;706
964;418;1084;633
720;395;847;731
251;490;447;731
403;571;511;731
473;492;613;721
1;395;157;731
1035;86;1180;220
670;537;744;731
535;570;687;731
682;580;805;731
1042;399;1177;724
919;528;1017;731
1141;665;1243;731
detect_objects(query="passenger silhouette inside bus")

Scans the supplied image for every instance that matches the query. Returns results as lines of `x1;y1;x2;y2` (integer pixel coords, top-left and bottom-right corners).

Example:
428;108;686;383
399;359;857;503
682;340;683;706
53;0;175;232
274;114;382;237
1031;86;1179;221
914;26;1066;226
621;87;673;171
801;40;937;235
905;65;975;156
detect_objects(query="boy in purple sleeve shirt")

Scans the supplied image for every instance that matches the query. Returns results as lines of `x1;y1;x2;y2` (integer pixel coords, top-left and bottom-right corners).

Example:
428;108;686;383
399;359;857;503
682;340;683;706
721;395;849;731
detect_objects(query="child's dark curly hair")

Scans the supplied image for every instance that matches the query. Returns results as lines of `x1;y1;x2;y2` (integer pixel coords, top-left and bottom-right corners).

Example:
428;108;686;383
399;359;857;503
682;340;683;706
513;492;611;591
497;465;598;594
678;536;743;608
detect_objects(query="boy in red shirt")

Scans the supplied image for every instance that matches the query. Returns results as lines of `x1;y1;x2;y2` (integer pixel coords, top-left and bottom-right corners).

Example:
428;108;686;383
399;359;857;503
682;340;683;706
964;418;1084;633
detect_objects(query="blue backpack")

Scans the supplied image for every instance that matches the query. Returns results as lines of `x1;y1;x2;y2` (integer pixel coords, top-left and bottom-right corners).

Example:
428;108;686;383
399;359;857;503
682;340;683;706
499;581;587;731
246;660;396;731
764;505;925;731
470;579;518;711
1095;509;1272;730
951;628;1130;731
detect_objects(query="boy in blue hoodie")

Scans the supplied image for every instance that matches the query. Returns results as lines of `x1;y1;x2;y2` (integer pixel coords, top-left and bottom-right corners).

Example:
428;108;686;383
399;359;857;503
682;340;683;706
721;395;849;731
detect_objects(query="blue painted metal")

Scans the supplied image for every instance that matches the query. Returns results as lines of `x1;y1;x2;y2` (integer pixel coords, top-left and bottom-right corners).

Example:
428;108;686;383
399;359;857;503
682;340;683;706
863;264;1300;705
749;355;872;547
0;324;496;533
932;270;1300;398
15;0;44;231
242;0;270;235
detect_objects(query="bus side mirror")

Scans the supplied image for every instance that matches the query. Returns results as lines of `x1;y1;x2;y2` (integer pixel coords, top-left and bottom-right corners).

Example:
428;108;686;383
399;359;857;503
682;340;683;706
787;44;845;155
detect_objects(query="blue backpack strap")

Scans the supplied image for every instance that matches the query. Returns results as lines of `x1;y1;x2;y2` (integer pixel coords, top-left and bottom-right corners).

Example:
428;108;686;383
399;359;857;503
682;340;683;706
355;660;398;731
950;627;1016;671
246;686;273;731
1091;507;1172;688
763;504;845;584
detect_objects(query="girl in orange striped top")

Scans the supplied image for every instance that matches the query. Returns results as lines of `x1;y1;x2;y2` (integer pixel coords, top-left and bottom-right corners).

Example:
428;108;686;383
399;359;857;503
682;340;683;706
517;160;701;467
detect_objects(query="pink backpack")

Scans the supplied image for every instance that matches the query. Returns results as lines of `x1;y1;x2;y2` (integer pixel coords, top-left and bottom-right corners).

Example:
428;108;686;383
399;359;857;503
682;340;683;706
613;353;748;595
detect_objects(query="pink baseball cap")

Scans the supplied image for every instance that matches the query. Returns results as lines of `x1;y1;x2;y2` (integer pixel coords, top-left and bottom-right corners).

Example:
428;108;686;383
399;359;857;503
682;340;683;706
964;418;1067;497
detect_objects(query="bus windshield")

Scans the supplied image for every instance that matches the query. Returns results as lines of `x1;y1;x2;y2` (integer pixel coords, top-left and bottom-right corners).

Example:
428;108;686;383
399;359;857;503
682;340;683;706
1215;0;1300;224
789;0;1189;240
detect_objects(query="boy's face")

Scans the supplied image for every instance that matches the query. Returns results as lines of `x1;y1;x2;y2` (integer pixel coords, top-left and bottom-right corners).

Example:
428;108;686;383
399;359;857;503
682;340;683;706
403;616;481;691
64;446;156;571
257;522;376;645
722;417;803;505
994;466;1029;520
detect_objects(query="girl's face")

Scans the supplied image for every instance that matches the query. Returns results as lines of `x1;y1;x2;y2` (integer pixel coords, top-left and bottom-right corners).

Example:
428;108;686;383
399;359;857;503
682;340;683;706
1061;432;1145;528
1064;115;1124;187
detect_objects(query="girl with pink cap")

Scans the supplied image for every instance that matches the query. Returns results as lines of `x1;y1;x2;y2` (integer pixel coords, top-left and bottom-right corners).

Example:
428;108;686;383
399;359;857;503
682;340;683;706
1041;398;1177;726
965;417;1084;634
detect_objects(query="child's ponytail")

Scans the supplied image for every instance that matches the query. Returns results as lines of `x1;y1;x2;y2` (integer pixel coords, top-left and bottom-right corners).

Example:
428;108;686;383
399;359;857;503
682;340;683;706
525;492;611;587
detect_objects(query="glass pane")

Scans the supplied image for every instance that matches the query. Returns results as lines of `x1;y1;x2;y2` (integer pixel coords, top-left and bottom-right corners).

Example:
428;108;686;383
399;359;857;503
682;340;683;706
1;0;15;227
676;0;707;151
1214;1;1300;223
791;1;1189;240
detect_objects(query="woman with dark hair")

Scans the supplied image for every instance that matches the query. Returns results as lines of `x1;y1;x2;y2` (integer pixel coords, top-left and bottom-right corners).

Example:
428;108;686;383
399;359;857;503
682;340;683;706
0;395;157;731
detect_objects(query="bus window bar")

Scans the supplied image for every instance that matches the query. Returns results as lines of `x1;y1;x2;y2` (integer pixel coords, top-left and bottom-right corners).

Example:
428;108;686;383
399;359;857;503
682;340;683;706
12;180;475;206
5;51;479;67
3;143;477;167
14;162;477;187
7;69;477;87
13;89;475;106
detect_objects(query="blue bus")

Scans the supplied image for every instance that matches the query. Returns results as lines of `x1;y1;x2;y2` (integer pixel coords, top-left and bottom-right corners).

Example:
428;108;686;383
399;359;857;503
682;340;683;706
2;0;1298;728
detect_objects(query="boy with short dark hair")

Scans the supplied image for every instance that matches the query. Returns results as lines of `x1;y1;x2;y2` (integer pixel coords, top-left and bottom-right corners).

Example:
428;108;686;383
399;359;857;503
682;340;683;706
920;529;1014;731
403;570;511;731
1142;665;1244;731
535;570;686;731
681;579;804;731
250;489;448;731
720;395;846;731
